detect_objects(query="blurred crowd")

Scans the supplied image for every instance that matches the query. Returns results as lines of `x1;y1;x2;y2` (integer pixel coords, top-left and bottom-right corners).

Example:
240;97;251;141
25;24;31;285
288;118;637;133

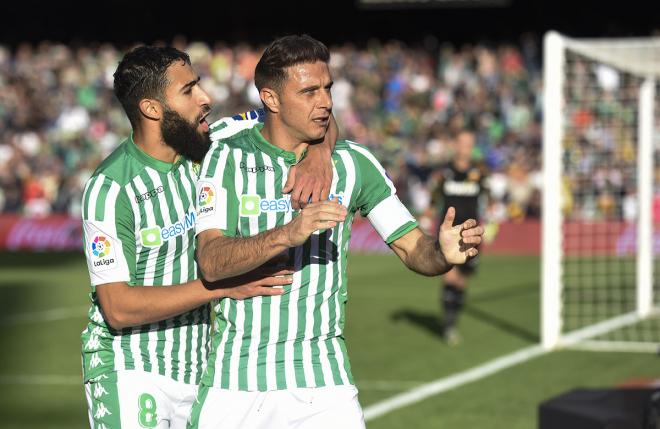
561;51;646;223
0;36;639;222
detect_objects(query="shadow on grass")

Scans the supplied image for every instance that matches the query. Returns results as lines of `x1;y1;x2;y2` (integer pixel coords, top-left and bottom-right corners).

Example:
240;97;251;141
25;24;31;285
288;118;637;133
469;282;539;303
391;310;444;340
390;306;538;343
463;305;539;343
0;281;42;317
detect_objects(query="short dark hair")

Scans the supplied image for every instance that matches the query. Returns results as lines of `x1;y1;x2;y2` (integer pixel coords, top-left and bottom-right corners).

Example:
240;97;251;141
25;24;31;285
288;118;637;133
113;46;191;128
254;35;330;92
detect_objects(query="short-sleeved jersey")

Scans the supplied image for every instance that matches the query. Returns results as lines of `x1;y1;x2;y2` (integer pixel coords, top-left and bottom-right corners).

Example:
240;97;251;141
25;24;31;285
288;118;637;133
80;135;208;384
435;161;488;223
195;123;418;391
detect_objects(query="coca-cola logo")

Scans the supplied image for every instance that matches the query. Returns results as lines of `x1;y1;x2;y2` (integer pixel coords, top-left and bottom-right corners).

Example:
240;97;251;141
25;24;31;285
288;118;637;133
3;216;83;251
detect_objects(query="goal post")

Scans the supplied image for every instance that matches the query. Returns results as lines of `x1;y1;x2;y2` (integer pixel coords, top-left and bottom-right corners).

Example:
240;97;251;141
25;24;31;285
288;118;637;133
542;31;660;351
542;31;564;350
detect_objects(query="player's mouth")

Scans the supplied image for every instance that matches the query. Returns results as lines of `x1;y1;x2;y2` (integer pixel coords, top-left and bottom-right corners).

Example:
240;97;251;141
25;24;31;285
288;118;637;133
198;111;210;132
312;116;329;126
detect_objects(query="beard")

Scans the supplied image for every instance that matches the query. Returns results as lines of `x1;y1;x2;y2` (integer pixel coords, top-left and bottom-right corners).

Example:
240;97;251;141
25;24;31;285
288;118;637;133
160;106;211;163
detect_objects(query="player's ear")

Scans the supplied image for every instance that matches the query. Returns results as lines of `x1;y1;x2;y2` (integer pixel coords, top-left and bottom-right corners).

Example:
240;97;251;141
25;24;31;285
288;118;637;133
260;87;280;113
138;98;162;122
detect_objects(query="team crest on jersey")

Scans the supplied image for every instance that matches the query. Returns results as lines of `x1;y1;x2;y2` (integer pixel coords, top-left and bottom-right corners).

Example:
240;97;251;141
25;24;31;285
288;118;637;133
192;162;201;177
89;233;117;272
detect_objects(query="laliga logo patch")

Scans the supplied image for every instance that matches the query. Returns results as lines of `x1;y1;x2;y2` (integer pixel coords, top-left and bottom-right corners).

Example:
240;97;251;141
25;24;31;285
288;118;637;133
197;182;219;217
90;234;116;272
199;186;214;206
91;236;111;258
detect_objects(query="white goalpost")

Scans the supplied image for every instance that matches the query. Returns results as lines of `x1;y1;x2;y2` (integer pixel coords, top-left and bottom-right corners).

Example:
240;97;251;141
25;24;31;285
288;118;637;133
542;31;660;352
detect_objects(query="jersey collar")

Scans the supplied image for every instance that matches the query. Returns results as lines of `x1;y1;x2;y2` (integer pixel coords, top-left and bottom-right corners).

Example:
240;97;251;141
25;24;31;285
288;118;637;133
126;133;184;173
249;123;307;165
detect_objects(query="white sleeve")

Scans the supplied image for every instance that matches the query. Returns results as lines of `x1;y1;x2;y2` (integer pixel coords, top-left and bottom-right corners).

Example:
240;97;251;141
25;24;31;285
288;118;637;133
367;195;417;243
83;220;131;286
195;143;235;236
195;179;229;235
81;176;132;286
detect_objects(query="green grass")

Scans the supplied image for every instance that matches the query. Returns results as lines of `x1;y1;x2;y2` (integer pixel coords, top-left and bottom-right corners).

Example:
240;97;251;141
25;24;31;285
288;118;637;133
1;252;658;429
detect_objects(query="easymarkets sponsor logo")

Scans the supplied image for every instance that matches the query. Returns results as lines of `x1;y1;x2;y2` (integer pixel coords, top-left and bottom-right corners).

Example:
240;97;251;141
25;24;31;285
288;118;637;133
239;193;344;217
140;211;196;247
240;195;291;217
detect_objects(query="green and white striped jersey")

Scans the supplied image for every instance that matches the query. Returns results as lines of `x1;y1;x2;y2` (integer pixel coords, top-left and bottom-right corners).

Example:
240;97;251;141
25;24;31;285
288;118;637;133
80;135;208;385
195;123;418;391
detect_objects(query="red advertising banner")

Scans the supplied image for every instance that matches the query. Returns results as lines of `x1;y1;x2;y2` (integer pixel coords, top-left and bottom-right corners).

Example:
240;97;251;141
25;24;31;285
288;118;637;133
0;215;83;251
0;214;542;254
0;214;646;257
347;218;648;256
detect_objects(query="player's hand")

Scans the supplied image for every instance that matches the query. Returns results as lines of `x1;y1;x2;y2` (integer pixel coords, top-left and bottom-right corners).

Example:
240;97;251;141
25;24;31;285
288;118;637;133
282;144;333;210
438;207;483;265
283;198;346;247
203;258;294;300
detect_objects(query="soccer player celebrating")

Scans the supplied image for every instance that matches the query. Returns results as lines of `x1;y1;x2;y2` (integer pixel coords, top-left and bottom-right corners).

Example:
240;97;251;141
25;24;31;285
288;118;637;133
81;46;334;429
191;35;484;429
432;129;488;345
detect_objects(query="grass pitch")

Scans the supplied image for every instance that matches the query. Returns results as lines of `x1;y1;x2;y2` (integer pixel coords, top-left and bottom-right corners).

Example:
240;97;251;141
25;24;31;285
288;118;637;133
0;251;658;429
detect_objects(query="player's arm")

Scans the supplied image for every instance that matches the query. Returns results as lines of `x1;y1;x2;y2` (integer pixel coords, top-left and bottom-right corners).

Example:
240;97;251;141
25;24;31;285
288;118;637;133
195;138;345;282
196;199;347;282
389;207;483;276
350;143;482;275
82;175;290;331
283;114;338;209
95;267;292;330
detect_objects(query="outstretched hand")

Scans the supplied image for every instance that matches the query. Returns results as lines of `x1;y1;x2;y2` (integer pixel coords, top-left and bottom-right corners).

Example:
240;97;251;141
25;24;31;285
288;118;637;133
438;207;484;265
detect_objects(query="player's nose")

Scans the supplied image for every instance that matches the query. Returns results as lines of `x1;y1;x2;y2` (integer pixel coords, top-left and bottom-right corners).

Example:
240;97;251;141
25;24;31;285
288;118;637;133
197;87;211;106
318;90;332;111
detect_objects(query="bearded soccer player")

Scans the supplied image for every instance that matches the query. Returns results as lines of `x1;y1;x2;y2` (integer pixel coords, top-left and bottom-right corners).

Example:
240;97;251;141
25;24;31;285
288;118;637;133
190;35;484;429
80;46;334;428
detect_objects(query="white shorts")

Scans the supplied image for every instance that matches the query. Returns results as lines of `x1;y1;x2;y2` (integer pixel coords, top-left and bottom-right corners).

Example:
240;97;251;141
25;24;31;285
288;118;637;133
189;384;365;429
85;370;197;429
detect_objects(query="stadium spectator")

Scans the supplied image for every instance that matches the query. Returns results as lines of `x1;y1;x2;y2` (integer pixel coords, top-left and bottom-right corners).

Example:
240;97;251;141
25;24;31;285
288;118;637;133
1;36;635;222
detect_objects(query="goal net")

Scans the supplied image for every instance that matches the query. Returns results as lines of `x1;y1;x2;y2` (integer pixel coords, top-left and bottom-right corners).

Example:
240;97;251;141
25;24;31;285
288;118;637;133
542;31;660;352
